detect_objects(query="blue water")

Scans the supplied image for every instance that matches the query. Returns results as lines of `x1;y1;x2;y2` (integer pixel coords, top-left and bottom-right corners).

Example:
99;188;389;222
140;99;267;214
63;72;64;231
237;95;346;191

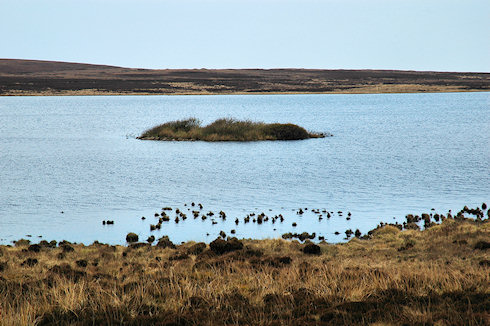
0;92;488;244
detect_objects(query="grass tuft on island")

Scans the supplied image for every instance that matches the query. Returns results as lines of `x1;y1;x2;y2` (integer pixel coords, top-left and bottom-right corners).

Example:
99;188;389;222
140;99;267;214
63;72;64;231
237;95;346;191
138;118;329;141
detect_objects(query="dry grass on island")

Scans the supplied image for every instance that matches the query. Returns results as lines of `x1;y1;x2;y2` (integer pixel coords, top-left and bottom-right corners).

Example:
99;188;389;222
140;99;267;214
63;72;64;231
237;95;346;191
0;213;489;325
138;118;328;141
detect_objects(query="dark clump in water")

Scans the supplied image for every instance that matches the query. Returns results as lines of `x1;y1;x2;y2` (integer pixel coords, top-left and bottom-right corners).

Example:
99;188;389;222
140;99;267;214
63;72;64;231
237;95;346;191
282;232;316;241
125;233;138;243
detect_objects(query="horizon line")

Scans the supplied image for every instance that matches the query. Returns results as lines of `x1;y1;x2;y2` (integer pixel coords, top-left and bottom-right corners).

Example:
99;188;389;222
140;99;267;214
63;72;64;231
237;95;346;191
2;58;489;75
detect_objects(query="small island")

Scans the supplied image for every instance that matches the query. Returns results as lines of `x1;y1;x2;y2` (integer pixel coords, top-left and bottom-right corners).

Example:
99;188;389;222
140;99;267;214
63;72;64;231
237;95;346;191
138;118;329;141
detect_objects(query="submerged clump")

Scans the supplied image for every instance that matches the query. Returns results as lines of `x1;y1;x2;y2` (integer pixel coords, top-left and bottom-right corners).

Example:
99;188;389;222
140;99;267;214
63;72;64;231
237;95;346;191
138;118;329;141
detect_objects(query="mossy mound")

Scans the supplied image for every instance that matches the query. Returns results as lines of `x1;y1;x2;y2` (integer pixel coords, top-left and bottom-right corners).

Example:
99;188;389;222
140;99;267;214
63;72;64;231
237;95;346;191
138;118;329;141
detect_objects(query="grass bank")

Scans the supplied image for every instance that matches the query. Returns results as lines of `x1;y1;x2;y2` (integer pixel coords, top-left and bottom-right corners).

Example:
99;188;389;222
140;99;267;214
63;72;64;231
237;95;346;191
0;216;488;325
138;118;328;141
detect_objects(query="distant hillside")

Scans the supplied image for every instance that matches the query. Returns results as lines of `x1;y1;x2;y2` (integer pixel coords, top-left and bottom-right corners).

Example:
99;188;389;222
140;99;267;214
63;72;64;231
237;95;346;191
0;59;489;95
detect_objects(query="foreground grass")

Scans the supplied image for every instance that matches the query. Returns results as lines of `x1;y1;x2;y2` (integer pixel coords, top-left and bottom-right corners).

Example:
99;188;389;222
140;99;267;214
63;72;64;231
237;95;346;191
138;118;327;141
0;218;489;325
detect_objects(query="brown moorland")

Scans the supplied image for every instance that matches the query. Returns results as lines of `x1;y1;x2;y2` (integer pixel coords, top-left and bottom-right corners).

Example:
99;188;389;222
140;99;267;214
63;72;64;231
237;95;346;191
0;214;488;325
1;59;489;96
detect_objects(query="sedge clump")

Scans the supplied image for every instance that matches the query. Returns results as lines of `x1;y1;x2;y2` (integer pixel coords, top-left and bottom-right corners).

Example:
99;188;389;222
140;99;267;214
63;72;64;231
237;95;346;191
138;118;329;141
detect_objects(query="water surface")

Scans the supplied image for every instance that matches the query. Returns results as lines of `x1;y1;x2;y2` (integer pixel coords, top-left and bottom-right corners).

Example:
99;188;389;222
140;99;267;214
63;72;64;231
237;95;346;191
0;93;488;244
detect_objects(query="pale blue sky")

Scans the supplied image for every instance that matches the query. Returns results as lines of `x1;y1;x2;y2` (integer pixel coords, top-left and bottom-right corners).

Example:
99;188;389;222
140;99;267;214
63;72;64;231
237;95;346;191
1;0;489;72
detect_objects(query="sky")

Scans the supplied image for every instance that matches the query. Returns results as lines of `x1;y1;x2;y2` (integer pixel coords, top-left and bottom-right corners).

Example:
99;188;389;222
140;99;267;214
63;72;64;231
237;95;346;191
0;0;489;72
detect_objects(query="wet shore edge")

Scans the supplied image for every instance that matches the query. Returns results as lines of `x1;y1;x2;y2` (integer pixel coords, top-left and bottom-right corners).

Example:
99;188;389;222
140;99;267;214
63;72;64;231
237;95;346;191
1;204;488;325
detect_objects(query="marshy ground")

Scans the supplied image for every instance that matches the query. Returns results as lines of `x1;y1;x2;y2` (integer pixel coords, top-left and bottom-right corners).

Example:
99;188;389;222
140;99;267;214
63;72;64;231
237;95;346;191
138;118;327;141
1;209;488;325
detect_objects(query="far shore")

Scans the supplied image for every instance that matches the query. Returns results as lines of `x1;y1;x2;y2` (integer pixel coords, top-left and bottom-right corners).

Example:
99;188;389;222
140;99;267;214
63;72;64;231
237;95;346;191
1;86;488;97
1;59;489;96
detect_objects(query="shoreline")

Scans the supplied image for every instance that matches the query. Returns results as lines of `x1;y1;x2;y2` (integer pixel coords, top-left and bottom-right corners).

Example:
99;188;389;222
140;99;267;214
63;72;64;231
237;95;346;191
1;88;488;97
1;215;488;325
2;204;488;247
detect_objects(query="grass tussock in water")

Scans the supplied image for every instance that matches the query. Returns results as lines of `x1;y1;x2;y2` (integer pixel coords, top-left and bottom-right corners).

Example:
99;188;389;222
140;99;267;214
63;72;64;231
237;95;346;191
0;217;488;325
138;118;328;141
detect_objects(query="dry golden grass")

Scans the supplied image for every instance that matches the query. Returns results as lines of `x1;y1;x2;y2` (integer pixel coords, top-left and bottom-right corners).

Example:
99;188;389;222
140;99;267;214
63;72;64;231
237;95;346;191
0;219;488;325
